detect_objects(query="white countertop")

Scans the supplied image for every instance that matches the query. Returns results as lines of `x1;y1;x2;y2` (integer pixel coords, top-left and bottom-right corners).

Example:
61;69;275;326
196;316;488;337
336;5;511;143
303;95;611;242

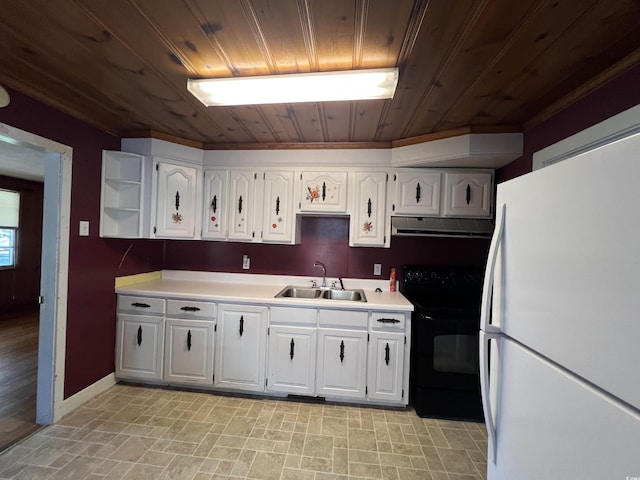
116;270;414;312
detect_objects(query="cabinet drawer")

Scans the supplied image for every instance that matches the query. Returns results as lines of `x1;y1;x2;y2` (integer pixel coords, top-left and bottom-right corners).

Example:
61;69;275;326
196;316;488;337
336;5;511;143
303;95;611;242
370;311;406;331
270;307;317;326
167;299;216;319
118;295;165;315
318;309;368;329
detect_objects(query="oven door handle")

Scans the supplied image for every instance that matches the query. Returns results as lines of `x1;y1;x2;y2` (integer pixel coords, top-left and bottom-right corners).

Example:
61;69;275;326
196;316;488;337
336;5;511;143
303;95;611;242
480;203;505;334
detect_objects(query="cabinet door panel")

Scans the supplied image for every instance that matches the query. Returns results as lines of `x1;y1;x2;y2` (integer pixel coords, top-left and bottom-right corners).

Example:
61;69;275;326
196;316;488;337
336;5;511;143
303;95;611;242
442;172;492;217
116;314;164;380
155;162;198;238
300;172;348;213
262;171;296;243
316;328;367;399
394;171;441;215
228;171;256;241
215;305;267;391
164;319;214;385
267;326;316;395
351;172;387;246
367;332;405;402
202;169;228;239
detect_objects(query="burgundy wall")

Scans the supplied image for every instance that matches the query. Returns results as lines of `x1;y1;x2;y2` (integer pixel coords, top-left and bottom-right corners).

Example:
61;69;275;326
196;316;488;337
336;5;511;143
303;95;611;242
0;175;43;317
164;217;490;284
498;63;640;183
0;88;164;398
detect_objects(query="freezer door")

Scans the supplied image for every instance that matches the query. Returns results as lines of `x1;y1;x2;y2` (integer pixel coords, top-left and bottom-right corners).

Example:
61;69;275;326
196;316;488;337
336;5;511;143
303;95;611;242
486;337;640;480
494;132;640;410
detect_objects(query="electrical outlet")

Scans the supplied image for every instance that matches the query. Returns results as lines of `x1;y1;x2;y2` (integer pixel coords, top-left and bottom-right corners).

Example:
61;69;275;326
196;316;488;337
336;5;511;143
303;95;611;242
374;263;382;275
242;255;250;270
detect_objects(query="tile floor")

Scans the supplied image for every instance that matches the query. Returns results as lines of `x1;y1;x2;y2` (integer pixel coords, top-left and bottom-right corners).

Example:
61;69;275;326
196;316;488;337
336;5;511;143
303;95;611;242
0;385;487;479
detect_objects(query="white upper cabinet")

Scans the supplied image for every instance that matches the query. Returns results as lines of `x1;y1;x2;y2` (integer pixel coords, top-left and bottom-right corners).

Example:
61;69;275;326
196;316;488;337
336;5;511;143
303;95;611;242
154;161;198;238
261;171;298;244
393;170;441;215
100;151;145;238
228;170;257;241
350;171;388;247
299;171;348;213
202;169;228;240
442;171;493;218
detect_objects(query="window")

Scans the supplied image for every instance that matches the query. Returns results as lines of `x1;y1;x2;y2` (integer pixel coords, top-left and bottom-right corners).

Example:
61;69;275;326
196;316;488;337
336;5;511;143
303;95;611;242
0;189;20;268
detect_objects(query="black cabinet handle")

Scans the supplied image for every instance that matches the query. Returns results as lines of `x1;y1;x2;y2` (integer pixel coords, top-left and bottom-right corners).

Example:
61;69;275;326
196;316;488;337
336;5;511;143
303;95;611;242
385;342;390;366
466;184;471;205
137;325;142;346
131;302;150;308
180;306;201;312
339;340;345;363
175;191;180;211
322;182;327;201
290;338;295;359
239;315;244;337
275;196;280;215
376;318;400;324
238;195;243;214
416;182;421;203
367;198;372;218
187;330;192;351
211;195;217;214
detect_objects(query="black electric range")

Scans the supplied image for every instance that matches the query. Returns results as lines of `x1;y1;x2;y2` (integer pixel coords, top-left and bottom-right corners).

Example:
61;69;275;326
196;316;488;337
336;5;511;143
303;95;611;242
403;265;485;421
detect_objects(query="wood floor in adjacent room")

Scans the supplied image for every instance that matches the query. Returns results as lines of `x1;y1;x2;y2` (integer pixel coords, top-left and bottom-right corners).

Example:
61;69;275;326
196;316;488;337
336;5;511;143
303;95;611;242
0;310;40;453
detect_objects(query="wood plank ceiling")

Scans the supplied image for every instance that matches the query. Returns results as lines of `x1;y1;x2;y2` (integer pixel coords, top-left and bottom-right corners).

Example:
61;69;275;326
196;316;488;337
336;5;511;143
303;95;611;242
0;0;639;148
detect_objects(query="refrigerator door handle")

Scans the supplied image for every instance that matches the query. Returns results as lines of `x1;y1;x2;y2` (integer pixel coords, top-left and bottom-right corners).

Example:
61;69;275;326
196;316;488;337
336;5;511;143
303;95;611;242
480;330;499;464
480;203;505;334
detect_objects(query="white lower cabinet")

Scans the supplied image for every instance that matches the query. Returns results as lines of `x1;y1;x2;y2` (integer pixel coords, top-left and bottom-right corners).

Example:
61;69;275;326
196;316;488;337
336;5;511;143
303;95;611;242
116;314;165;381
367;331;405;402
267;326;317;395
163;299;216;385
215;304;268;391
316;328;368;399
115;293;410;406
115;295;165;381
164;319;215;385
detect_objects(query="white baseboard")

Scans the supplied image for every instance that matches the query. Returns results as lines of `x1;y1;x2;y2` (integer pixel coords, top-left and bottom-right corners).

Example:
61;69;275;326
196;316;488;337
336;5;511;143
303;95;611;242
57;372;116;421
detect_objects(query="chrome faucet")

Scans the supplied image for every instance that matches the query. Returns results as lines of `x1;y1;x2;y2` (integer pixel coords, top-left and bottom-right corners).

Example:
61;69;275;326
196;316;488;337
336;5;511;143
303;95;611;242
313;261;327;287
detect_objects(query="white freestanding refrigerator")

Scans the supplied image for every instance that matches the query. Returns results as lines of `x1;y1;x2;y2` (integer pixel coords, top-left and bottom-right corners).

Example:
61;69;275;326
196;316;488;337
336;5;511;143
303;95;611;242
480;132;640;479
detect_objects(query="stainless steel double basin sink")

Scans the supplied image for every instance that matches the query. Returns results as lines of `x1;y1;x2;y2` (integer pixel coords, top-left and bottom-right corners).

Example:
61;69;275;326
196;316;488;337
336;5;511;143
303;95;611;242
275;285;367;302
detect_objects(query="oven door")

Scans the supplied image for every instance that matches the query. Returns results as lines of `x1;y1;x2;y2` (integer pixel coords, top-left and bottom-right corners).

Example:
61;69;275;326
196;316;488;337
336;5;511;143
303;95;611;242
410;310;483;420
412;311;480;390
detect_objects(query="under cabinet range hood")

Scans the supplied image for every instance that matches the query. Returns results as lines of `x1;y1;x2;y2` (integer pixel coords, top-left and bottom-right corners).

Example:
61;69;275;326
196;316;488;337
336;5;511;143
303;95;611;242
391;216;494;238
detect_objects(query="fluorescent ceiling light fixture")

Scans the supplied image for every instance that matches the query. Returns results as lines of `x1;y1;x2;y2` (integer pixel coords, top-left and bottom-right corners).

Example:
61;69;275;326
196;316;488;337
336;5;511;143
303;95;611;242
187;67;399;106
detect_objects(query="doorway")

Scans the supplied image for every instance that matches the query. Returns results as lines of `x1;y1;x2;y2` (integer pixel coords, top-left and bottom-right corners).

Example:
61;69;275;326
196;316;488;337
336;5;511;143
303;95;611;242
0;122;72;435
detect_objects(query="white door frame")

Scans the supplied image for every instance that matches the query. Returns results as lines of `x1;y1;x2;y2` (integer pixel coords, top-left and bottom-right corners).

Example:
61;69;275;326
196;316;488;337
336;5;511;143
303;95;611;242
0;122;71;424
